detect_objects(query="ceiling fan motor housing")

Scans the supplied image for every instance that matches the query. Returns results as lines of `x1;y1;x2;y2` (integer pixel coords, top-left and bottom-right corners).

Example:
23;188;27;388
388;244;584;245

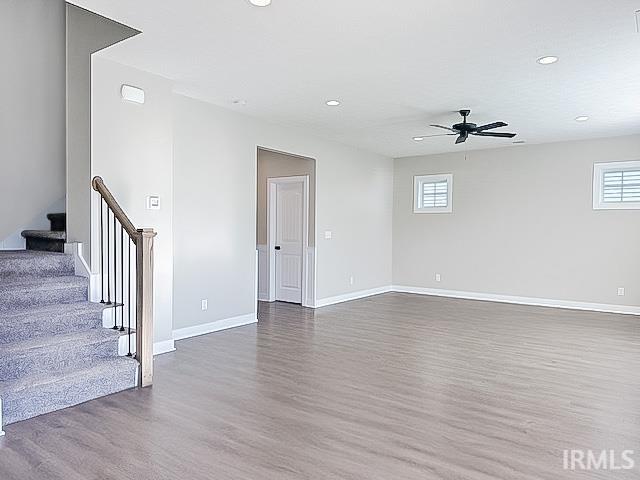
454;110;474;132
453;122;477;132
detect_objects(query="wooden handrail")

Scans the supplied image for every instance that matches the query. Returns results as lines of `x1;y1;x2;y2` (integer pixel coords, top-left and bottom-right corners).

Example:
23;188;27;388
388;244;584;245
92;176;138;240
92;176;156;387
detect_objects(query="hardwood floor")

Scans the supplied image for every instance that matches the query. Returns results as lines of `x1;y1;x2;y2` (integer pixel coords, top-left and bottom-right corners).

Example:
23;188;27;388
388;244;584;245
1;293;640;479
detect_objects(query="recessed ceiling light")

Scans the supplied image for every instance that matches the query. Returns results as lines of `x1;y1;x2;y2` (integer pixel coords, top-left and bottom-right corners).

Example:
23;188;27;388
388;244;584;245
513;140;526;144
537;55;559;65
413;136;425;142
249;0;271;6
326;100;341;107
575;115;590;122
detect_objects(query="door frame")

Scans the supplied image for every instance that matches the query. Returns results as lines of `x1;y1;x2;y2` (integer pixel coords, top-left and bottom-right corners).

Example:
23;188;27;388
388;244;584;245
267;175;309;306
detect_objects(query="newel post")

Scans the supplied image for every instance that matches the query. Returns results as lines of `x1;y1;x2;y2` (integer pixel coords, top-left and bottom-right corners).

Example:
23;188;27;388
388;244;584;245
136;228;156;387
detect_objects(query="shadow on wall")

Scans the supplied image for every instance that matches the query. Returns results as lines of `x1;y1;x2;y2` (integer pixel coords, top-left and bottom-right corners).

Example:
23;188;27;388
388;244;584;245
66;3;140;264
0;198;66;250
0;0;66;244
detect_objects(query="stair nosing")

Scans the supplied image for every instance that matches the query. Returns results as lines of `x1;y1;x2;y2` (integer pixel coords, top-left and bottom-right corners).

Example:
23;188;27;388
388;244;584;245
0;328;119;354
0;356;137;395
0;275;88;289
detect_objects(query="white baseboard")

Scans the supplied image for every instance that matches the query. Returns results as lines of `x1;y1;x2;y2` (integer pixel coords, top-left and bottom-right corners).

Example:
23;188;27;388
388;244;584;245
392;285;640;316
313;286;393;308
172;313;258;342
153;339;176;355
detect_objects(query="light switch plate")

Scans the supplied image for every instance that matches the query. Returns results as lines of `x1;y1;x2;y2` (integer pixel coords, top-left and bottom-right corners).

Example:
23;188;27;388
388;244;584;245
146;196;161;210
324;230;332;240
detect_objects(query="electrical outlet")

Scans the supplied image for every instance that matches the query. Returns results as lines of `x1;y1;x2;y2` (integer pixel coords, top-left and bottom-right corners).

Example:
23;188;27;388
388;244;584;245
349;276;354;286
201;299;208;310
618;287;625;296
435;273;441;282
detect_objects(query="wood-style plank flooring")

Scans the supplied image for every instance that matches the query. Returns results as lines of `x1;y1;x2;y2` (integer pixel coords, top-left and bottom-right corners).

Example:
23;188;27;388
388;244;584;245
1;293;640;479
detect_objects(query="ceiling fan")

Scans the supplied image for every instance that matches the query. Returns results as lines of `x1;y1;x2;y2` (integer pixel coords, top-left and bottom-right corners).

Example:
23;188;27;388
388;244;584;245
419;110;517;144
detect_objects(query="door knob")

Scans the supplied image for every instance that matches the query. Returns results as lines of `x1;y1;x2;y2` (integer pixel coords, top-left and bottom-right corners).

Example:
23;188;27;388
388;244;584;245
275;246;281;250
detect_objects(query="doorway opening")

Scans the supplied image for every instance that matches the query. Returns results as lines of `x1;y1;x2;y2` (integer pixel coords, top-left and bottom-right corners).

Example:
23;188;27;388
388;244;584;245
256;148;316;307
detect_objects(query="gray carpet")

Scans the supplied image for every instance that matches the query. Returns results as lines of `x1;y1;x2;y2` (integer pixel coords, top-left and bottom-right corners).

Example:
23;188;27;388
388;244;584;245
0;251;137;426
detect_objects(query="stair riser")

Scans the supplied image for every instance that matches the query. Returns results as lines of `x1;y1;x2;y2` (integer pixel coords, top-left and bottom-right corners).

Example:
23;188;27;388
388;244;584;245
0;310;103;344
48;217;66;232
2;362;138;425
0;286;87;313
25;237;65;253
0;255;74;277
0;338;119;381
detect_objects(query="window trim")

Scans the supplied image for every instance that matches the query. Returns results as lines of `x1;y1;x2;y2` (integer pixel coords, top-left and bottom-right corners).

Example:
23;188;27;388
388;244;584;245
413;173;453;214
593;160;640;210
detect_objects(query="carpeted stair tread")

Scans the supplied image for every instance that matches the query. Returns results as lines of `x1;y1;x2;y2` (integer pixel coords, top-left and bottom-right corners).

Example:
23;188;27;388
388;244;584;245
0;302;106;344
0;275;87;289
0;217;139;427
0;250;74;277
0;356;138;425
20;230;66;241
21;230;66;253
0;276;88;312
0;328;122;380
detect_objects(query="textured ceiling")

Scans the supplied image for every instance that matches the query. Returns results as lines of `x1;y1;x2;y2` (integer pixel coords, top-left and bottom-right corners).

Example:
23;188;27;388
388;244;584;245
75;0;640;157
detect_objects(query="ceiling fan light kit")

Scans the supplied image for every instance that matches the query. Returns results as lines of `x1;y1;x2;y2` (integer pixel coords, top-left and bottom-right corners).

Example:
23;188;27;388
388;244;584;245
422;110;517;145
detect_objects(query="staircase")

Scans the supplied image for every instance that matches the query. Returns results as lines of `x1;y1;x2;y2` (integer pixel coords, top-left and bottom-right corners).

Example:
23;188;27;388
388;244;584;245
21;212;67;252
0;250;138;428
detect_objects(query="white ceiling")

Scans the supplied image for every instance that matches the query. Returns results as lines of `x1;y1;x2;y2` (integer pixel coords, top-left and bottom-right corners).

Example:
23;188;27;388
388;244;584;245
75;0;640;158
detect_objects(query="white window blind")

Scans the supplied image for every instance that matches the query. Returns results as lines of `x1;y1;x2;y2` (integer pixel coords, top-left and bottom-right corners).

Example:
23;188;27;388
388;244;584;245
602;170;640;203
593;161;640;210
421;180;449;208
414;174;453;213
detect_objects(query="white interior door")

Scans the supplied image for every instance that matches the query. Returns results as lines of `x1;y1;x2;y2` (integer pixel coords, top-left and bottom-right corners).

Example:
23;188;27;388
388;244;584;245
275;181;304;303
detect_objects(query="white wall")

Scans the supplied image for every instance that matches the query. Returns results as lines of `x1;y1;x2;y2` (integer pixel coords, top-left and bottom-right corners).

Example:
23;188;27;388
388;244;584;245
91;60;392;341
173;95;393;331
66;4;139;264
393;135;640;308
0;0;66;244
92;57;174;346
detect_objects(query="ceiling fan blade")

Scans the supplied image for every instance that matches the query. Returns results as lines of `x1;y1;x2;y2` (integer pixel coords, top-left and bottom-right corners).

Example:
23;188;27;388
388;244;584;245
455;133;467;144
416;133;457;138
475;122;508;132
472;132;517;138
430;124;458;133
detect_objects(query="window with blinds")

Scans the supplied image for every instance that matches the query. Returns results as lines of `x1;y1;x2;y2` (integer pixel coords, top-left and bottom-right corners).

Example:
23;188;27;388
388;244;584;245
593;161;640;210
602;170;640;203
421;180;449;208
414;174;453;213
